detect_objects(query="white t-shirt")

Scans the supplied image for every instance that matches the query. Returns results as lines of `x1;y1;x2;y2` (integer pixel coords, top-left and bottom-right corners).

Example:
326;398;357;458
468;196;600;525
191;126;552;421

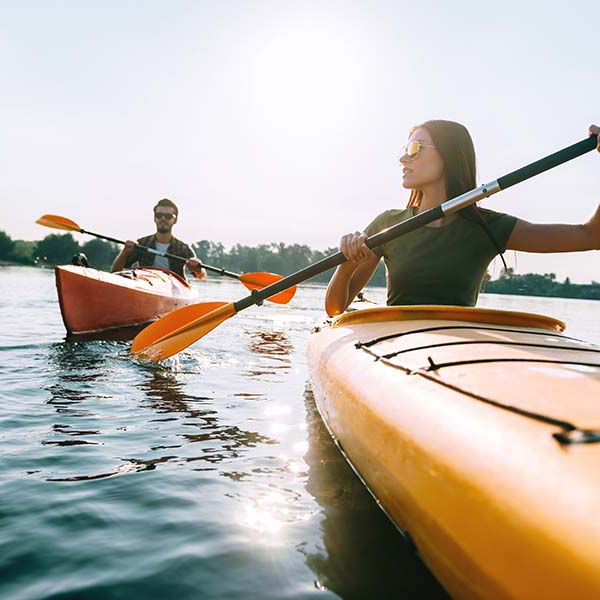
153;242;170;270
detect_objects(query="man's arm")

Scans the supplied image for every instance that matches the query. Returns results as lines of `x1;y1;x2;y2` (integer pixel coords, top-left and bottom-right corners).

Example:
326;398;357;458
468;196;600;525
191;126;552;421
111;240;136;272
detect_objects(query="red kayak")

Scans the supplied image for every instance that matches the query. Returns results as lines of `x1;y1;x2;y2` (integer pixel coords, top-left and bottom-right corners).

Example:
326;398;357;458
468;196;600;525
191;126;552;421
55;265;199;334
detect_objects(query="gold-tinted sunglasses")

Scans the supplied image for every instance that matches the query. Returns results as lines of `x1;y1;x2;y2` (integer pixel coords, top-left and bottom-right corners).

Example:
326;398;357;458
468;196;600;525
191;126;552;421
402;140;436;160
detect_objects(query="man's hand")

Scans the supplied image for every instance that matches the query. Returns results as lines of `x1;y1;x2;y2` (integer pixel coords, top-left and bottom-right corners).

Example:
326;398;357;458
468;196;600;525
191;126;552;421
590;124;600;151
186;257;207;280
123;240;136;256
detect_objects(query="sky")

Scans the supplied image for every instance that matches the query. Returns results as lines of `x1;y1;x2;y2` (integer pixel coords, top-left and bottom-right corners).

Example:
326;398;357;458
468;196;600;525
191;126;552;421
1;0;599;282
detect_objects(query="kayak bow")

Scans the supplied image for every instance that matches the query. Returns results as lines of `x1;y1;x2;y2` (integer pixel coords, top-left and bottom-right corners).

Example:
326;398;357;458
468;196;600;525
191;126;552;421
55;265;199;334
307;305;600;600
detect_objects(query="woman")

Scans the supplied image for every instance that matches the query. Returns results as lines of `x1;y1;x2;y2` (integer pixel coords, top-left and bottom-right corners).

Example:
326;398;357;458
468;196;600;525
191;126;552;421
325;120;600;316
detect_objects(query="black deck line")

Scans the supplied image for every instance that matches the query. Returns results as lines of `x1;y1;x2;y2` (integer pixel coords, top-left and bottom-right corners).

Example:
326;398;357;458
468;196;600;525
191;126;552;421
381;339;600;360
357;325;589;349
357;344;600;444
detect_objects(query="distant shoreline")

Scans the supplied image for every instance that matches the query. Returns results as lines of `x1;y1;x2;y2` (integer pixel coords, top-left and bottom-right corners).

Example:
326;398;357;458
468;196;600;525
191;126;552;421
2;263;598;302
0;259;27;267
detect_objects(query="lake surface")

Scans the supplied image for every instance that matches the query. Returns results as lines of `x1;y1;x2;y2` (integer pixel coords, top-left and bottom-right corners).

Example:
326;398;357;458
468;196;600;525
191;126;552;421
1;265;598;600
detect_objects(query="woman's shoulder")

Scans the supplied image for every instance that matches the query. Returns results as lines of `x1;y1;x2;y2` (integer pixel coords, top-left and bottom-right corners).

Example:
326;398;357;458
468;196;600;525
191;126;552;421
365;208;412;234
473;207;518;247
477;206;516;224
385;208;413;222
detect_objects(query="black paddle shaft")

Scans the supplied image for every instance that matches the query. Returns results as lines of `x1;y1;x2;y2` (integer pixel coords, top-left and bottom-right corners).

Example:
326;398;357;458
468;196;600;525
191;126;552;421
497;136;597;190
235;134;598;312
80;229;240;278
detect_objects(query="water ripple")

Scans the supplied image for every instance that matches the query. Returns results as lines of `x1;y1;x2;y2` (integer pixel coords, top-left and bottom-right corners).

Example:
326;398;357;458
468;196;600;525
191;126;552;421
6;271;592;598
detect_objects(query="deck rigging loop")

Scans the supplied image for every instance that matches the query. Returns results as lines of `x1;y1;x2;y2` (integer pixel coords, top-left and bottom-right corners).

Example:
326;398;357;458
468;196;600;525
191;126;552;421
355;325;588;349
380;339;600;361
356;342;600;446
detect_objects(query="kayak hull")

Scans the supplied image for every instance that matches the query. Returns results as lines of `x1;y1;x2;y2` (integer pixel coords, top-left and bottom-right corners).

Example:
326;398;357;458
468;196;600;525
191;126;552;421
55;265;199;334
307;306;600;600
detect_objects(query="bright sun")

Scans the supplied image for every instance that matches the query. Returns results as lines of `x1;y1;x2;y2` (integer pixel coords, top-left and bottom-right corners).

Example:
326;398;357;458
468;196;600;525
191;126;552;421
250;28;363;133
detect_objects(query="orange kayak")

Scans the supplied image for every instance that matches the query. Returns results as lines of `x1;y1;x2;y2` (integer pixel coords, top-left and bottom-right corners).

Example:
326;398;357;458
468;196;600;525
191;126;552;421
55;265;199;334
308;305;600;600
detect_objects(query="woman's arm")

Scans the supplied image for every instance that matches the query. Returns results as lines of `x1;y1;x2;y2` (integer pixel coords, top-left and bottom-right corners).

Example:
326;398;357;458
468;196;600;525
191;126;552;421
325;231;380;316
506;124;600;254
506;203;600;253
325;257;380;316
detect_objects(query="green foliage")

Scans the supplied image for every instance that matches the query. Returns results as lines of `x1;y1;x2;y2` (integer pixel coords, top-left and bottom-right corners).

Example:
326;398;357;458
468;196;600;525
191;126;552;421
192;240;387;285
0;231;36;265
34;234;81;266
10;240;36;265
32;235;118;269
0;230;14;258
485;271;600;300
193;240;226;263
81;239;119;270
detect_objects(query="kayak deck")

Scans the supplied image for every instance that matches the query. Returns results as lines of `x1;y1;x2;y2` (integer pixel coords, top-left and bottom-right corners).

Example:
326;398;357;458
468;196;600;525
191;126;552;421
340;306;599;433
308;305;600;600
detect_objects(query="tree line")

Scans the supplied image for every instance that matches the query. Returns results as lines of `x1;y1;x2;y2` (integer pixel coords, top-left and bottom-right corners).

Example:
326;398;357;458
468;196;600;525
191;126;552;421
1;230;598;299
484;269;600;301
0;230;120;271
190;240;387;285
0;230;379;283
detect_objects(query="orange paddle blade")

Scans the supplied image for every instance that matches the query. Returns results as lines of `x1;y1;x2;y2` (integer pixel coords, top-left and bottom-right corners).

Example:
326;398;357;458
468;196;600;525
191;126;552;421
239;272;297;304
131;302;235;362
35;214;82;232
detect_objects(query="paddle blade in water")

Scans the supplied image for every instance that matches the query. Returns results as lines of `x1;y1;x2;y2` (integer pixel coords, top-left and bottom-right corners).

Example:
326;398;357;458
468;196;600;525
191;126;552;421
239;272;297;304
35;214;82;232
131;302;229;353
131;302;235;361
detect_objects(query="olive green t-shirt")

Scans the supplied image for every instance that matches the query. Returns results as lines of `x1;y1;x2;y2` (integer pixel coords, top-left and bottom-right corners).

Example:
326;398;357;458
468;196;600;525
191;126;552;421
364;207;517;307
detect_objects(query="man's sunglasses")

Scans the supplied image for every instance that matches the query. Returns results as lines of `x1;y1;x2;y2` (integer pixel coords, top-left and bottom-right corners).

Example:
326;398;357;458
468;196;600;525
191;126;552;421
402;140;436;160
154;212;176;220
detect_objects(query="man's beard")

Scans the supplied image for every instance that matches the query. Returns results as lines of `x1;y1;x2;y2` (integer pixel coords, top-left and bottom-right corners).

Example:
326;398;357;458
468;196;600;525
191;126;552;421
157;224;171;234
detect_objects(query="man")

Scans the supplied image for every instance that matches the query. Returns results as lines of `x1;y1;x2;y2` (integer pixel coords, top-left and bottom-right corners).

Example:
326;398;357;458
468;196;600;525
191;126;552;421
111;198;206;279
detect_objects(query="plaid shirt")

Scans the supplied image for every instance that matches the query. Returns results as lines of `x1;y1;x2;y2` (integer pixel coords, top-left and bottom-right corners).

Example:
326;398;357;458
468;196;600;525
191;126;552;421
125;234;194;277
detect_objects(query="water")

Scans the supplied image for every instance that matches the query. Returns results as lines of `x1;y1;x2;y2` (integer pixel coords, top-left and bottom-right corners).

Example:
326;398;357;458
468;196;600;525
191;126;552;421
1;265;598;600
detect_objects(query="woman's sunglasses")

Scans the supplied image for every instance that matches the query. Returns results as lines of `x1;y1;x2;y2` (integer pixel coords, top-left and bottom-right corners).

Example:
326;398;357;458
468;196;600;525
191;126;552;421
402;140;436;160
154;212;176;220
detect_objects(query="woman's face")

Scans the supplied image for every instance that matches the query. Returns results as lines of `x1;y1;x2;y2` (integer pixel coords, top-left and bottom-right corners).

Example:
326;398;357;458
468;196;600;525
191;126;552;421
399;127;445;190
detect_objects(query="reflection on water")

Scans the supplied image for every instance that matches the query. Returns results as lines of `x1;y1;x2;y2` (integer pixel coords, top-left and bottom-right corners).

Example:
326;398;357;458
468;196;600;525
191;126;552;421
302;386;450;599
47;460;154;482
247;329;294;356
44;339;151;482
39;334;283;485
45;340;108;423
139;370;278;467
65;323;146;343
11;270;596;599
141;369;213;414
245;329;293;379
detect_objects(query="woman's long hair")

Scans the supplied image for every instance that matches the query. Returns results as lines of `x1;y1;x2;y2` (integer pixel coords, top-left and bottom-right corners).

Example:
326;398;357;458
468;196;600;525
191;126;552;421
407;119;476;208
407;119;507;270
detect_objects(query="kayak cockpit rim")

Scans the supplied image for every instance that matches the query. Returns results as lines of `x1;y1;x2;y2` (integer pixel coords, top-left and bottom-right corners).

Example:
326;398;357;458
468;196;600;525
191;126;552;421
330;305;566;333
